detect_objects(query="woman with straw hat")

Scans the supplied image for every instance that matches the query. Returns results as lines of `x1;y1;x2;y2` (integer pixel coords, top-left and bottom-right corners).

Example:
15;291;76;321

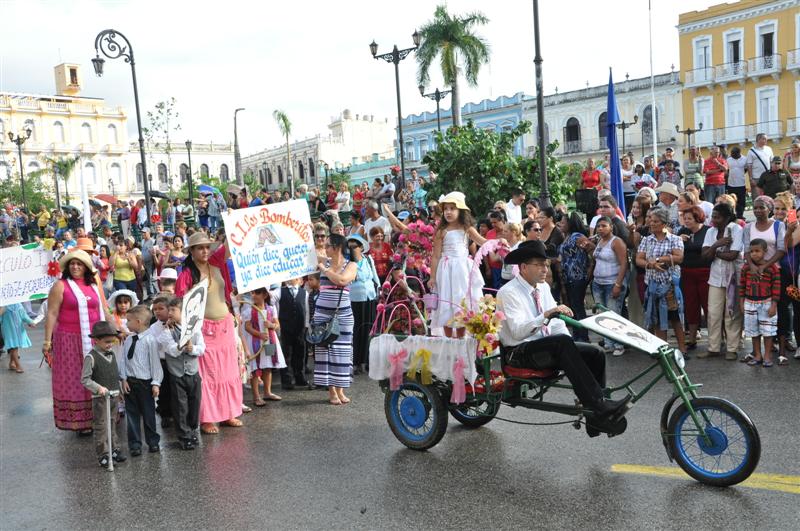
43;250;115;434
175;232;243;434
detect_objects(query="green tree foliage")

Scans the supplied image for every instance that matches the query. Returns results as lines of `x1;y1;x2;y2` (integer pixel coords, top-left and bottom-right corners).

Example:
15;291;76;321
416;5;490;126
0;170;55;212
272;110;294;197
422;121;579;216
30;155;81;205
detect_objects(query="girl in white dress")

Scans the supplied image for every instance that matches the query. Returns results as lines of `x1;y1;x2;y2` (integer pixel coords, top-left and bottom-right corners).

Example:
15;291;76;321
242;287;286;406
428;191;487;337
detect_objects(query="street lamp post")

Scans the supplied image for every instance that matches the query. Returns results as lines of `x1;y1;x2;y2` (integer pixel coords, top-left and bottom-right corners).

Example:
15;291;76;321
234;108;245;185
185;140;194;208
370;30;420;191
418;85;452;133
676;124;703;151
532;0;551;209
92;29;152;225
8;128;32;213
617;115;639;157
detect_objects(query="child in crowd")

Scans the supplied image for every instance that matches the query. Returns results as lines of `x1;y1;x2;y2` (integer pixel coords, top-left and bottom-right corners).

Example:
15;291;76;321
0;303;36;373
242;287;285;405
740;239;781;368
119;305;163;456
155;297;205;450
80;321;127;468
304;273;321;390
157;268;178;295
108;289;138;333
151;296;174;428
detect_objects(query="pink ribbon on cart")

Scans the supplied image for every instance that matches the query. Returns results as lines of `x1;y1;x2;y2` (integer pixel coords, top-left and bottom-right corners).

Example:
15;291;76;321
388;349;409;390
450;357;467;404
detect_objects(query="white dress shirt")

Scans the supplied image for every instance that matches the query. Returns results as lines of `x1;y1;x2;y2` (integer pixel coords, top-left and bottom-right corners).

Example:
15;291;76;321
505;200;522;224
496;276;570;347
118;327;164;386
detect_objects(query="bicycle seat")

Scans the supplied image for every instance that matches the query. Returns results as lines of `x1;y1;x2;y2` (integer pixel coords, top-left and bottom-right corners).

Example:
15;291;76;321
502;366;557;380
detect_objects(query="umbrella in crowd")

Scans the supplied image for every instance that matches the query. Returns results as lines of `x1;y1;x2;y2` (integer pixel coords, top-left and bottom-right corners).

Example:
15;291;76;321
149;191;171;200
197;184;220;195
94;193;118;204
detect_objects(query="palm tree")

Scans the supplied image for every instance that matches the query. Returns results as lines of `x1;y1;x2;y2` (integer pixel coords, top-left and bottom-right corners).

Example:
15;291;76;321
30;155;80;208
416;5;490;127
272;109;294;197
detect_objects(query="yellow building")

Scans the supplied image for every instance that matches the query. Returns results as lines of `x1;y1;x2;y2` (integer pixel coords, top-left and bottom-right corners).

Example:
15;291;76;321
678;0;800;154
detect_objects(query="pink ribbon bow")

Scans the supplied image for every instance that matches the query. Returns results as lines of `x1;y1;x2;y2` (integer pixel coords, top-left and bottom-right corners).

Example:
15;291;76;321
450;357;467;404
388;349;409;390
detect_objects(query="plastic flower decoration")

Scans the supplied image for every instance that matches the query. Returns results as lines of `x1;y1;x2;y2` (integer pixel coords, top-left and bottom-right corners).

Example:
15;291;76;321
448;294;506;356
47;260;60;277
397;220;434;274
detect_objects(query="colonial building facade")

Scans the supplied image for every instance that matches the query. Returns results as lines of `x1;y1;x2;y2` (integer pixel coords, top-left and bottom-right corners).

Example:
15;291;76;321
678;0;800;151
0;63;233;201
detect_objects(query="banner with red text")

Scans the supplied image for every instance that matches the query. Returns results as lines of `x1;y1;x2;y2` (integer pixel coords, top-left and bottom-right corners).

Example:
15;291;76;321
221;200;317;293
0;243;57;306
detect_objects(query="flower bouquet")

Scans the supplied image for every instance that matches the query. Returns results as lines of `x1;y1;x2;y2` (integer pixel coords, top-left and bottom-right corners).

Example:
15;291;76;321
448;294;506;356
397;220;435;276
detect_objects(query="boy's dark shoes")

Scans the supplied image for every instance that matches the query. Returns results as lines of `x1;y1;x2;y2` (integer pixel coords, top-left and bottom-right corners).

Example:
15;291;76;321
99;455;110;468
190;435;199;445
112;449;126;463
180;439;195;450
130;447;142;457
148;445;160;453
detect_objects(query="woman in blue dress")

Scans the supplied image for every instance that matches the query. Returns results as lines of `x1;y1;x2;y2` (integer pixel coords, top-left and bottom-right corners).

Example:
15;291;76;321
314;234;357;405
0;303;35;373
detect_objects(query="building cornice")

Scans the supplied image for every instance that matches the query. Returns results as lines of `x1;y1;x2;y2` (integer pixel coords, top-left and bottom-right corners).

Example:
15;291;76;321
677;0;799;35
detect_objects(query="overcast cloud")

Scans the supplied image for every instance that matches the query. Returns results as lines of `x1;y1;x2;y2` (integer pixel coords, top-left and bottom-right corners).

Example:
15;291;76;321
0;0;718;155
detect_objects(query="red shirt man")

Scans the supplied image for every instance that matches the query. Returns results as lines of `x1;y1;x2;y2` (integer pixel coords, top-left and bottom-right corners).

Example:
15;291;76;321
703;146;728;186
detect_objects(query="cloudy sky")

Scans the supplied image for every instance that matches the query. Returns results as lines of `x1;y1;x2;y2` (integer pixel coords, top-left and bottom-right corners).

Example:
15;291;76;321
0;0;718;155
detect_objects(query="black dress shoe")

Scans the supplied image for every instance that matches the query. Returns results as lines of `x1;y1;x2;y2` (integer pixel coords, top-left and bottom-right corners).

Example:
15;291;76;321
99;455;110;468
595;395;633;420
112;449;127;462
130;447;142;457
190;435;199;445
180;439;195;451
148;445;160;453
586;415;628;437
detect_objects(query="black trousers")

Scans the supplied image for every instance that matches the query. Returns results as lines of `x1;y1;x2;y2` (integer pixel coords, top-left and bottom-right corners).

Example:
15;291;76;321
503;335;606;409
125;377;160;449
351;299;376;367
169;373;202;441
280;330;307;384
563;279;590;341
156;360;173;420
727;185;746;219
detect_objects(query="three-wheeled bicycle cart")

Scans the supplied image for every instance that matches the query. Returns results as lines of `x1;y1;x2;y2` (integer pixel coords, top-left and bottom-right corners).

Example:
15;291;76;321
369;309;761;488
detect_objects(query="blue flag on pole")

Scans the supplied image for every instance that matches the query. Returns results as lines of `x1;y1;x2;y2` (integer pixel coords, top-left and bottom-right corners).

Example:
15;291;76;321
606;68;625;219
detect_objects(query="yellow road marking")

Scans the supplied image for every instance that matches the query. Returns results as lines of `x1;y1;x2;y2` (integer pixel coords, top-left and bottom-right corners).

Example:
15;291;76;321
611;464;800;494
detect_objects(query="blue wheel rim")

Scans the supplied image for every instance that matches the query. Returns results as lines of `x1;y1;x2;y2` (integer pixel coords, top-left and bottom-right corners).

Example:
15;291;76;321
388;383;436;442
674;406;751;479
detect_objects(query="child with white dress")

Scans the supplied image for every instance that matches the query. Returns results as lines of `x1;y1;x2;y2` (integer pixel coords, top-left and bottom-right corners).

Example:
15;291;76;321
428;191;487;337
242;287;286;405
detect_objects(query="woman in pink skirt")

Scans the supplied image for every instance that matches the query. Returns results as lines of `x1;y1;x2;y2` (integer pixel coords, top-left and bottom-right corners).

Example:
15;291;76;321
175;232;243;434
43;250;114;434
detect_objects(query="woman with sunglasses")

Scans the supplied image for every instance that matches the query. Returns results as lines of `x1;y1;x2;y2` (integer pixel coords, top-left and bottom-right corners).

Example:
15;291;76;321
313;223;329;260
523;219;543;241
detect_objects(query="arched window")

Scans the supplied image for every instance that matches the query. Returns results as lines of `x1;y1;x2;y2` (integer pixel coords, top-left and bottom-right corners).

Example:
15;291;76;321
277;165;284;183
309;158;315;178
259;169;264;183
136;163;144;190
200;164;209;178
564;117;581;154
267;168;273;185
298;160;305;181
85;162;97;186
24;119;35;140
81;122;92;143
220;164;229;182
0;161;10;179
598;112;608;149
109;163;121;185
28;161;40;172
179;163;189;183
107;124;118;144
54;121;65;143
158;163;168;189
641;105;659;146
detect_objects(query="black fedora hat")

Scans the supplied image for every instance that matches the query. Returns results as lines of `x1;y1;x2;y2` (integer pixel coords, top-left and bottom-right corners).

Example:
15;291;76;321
89;321;119;339
504;240;548;265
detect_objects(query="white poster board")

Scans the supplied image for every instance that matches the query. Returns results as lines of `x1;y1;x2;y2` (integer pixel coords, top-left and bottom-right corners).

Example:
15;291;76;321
221;200;317;293
577;311;668;353
180;278;208;348
0;243;57;305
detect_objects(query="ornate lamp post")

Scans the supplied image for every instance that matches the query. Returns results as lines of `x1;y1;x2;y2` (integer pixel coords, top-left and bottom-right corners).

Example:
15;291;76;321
8;128;32;213
617;115;639;156
676;123;703;151
92;29;152;225
418;85;452;133
234;108;245;185
369;30;420;191
532;0;551;208
185;140;194;208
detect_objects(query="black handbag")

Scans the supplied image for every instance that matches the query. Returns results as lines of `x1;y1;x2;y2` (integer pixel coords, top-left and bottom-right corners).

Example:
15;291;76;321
306;287;344;346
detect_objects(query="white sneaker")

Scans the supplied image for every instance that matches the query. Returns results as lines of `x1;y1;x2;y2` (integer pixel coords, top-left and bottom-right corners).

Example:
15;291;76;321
794;350;800;360
612;348;625;357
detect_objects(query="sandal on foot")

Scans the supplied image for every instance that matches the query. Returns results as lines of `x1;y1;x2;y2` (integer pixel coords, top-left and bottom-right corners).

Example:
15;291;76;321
762;360;774;368
224;418;243;427
778;356;789;366
253;400;267;407
747;359;762;366
740;354;754;363
265;394;282;401
201;423;219;434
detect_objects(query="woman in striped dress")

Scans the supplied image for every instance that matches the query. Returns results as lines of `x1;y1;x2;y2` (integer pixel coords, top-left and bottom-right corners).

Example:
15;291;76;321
314;234;357;405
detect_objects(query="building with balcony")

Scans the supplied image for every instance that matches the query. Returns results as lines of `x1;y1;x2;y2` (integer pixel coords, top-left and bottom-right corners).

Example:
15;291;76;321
0;63;233;202
678;0;800;152
521;72;683;164
130;141;234;194
241;109;394;191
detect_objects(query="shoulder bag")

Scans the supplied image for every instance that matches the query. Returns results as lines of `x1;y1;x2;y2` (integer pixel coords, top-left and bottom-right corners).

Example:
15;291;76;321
306;286;345;346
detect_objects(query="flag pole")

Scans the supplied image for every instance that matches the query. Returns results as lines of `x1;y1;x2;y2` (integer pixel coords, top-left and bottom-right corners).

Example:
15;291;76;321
649;0;658;163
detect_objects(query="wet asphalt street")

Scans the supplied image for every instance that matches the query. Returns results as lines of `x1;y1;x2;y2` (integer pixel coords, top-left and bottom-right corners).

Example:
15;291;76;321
2;324;799;530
